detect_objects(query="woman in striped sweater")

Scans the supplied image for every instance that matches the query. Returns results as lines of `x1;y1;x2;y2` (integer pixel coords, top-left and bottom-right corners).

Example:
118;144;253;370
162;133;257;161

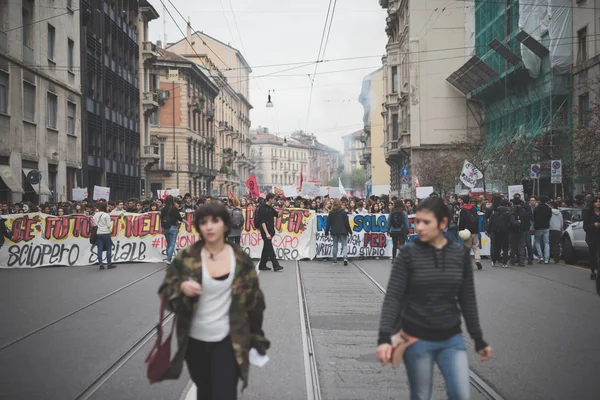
376;196;492;400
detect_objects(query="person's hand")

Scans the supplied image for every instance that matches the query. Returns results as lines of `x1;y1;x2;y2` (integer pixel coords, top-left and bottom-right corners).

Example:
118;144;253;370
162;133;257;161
479;346;492;362
180;280;202;297
265;234;272;240
376;343;393;366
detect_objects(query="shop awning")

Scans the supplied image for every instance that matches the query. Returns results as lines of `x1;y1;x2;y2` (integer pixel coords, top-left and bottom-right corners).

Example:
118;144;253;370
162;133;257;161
0;165;25;194
446;55;499;95
22;168;52;196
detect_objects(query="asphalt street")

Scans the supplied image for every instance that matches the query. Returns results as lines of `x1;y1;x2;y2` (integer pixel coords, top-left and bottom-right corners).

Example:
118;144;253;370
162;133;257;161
1;256;598;399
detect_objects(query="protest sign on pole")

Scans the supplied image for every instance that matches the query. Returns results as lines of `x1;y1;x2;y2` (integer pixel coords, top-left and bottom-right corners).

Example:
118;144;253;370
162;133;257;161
459;160;483;189
93;185;110;200
72;188;88;201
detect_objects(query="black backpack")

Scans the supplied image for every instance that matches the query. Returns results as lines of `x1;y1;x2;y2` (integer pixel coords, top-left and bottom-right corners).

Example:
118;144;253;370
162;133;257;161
462;208;477;227
231;207;245;229
490;211;509;233
391;213;404;228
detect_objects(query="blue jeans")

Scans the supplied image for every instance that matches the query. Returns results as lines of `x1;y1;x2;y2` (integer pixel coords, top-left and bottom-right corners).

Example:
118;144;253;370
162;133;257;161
164;225;179;262
404;333;470;400
96;234;113;265
534;229;550;262
332;234;348;261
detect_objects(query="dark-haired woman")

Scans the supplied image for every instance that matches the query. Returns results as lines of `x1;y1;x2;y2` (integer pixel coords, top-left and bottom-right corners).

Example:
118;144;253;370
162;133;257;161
387;200;409;259
92;202;114;270
161;195;184;265
583;197;600;293
158;203;269;399
376;196;492;400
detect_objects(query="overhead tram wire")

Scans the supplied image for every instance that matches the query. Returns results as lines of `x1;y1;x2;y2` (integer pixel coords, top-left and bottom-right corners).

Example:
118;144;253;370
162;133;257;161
305;0;337;132
219;0;237;49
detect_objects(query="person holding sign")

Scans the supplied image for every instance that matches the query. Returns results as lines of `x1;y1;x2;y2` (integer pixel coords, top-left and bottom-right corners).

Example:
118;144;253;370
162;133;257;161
255;194;285;272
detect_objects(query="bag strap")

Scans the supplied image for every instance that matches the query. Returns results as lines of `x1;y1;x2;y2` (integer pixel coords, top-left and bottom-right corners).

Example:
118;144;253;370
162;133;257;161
145;297;176;362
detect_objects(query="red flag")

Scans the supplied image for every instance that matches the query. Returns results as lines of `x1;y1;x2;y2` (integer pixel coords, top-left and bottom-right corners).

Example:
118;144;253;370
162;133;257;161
228;191;234;199
245;175;260;198
300;172;304;190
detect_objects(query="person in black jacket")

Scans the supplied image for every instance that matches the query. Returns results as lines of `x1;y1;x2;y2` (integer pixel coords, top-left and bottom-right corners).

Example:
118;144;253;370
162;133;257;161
325;199;352;265
387;200;409;259
533;195;552;264
256;193;285;272
487;199;516;268
458;196;482;270
376;196;491;399
0;217;12;249
161;195;184;265
510;199;530;267
583;197;600;287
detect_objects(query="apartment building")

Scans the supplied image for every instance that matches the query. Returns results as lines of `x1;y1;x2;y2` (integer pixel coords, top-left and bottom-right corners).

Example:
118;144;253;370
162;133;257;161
148;47;219;197
250;127;309;193
80;0;144;201
379;0;469;197
359;67;390;196
167;24;254;197
0;0;82;203
342;130;365;175
290;130;341;186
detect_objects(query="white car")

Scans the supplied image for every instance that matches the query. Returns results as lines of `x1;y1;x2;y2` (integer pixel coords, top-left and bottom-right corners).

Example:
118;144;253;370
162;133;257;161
561;208;588;264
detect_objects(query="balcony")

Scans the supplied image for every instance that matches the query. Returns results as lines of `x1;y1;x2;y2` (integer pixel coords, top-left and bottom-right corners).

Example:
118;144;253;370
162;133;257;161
142;91;159;115
143;145;160;159
22;45;34;65
142;41;158;62
206;109;215;120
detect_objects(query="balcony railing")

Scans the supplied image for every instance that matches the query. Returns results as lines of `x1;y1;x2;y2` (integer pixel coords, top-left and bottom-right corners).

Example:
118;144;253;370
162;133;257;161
143;145;159;157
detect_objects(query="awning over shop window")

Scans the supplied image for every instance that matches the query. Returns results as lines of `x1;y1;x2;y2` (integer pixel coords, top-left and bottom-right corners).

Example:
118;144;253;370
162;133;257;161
22;168;52;196
0;165;25;194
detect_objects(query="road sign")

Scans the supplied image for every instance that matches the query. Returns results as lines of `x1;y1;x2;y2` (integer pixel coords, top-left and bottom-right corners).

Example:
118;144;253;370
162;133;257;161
401;168;409;176
401;176;410;184
530;164;541;179
551;160;562;176
27;170;41;185
551;176;562;184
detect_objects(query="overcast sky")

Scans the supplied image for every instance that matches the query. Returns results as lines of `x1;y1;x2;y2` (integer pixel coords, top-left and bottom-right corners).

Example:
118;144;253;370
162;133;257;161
149;0;388;151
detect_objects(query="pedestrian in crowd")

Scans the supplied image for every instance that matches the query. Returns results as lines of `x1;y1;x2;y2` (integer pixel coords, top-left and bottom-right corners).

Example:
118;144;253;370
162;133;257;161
458;196;483;270
510;199;530;267
583;196;600;286
548;201;563;264
161;195;184;265
488;198;515;268
228;197;244;246
181;193;198;213
376;196;492;400
533;195;552;264
0;216;12;250
111;200;126;215
371;203;381;214
126;199;136;212
325;199;352;266
157;202;269;399
255;193;285;272
92;202;115;270
387;200;409;260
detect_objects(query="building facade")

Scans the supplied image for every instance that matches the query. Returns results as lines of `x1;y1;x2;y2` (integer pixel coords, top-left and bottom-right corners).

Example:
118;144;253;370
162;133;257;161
343;130;365;175
0;0;82;203
80;0;144;201
167;25;254;197
359;67;390;196
148;47;219;197
379;0;469;197
290;130;341;186
250;127;309;192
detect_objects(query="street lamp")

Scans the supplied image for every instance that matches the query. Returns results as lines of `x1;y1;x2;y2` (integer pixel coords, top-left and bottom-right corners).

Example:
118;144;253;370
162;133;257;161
266;90;274;108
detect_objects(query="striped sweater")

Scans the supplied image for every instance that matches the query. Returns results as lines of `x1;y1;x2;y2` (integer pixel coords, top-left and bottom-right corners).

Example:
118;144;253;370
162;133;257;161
378;240;488;352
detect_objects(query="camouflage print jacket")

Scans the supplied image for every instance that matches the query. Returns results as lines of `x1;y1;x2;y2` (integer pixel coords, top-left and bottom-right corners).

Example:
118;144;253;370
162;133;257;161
157;242;269;389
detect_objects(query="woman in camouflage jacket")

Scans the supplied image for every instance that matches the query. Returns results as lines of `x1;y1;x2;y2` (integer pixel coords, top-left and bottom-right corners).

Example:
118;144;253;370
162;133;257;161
157;203;269;398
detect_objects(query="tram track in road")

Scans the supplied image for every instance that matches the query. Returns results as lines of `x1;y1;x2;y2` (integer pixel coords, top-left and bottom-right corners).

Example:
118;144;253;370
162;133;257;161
351;261;505;400
0;266;167;354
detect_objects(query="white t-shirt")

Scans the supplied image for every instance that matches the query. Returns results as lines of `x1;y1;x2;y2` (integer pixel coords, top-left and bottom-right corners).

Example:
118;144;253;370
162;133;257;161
92;212;113;235
189;246;235;342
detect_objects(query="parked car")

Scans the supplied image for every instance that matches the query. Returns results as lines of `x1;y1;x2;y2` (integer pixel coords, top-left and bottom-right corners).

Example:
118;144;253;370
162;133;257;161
561;208;588;264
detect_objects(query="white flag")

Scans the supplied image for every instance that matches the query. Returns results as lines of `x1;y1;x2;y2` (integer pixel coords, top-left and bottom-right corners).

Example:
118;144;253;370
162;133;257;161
459;160;482;189
338;178;347;198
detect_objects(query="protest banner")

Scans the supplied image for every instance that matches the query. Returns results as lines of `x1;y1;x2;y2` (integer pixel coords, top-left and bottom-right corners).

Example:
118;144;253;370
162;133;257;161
93;185;110;200
72;188;88;201
315;213;393;258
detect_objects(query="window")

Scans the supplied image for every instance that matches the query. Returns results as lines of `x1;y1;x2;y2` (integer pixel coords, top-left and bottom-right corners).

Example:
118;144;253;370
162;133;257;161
579;93;590;126
67;102;76;135
0;71;8;114
391;66;398;93
67;39;74;71
22;4;33;48
392;114;399;140
150;109;159;125
47;24;56;60
47;93;57;128
577;27;587;63
23;81;35;121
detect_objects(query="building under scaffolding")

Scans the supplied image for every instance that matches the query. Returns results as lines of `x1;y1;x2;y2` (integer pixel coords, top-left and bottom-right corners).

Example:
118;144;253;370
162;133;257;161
447;0;573;193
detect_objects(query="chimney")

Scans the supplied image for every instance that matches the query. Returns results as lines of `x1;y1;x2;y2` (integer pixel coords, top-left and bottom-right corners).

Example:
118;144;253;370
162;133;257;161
156;40;162;49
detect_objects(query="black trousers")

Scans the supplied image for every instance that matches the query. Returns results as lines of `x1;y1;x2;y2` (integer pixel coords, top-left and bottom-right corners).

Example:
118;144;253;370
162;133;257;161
391;234;406;259
588;241;600;273
549;230;561;262
185;336;239;400
259;232;281;268
491;232;510;264
510;231;526;265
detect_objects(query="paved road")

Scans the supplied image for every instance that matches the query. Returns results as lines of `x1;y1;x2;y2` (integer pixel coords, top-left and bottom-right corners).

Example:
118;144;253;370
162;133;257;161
1;256;598;399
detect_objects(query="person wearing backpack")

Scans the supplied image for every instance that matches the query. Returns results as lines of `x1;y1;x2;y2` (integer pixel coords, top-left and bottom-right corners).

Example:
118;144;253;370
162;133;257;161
228;197;245;246
387;200;410;259
325;199;352;265
487;199;516;268
161;195;184;265
255;194;285;272
510;199;530;267
458;196;482;270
